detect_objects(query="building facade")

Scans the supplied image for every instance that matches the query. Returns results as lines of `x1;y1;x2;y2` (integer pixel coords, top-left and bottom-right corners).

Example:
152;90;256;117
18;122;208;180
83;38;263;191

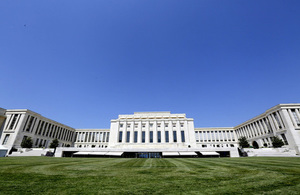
0;109;76;152
0;103;300;157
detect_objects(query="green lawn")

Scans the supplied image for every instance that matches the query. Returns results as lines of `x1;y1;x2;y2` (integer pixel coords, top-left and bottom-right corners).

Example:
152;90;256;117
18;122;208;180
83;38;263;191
0;157;299;194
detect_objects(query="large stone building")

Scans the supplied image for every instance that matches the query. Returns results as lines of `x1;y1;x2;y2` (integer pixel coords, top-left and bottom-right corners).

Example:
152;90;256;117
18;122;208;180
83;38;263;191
0;103;300;157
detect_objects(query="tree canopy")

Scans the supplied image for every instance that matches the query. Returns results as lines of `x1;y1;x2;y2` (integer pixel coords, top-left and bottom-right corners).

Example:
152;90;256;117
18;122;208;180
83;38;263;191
238;136;250;148
21;137;33;148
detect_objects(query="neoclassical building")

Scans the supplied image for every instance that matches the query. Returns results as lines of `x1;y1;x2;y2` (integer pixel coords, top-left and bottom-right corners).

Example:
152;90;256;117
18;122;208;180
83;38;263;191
0;103;300;157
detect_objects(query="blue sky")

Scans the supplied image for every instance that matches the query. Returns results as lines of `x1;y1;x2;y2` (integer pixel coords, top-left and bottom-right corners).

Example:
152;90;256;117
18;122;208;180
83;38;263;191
1;0;300;129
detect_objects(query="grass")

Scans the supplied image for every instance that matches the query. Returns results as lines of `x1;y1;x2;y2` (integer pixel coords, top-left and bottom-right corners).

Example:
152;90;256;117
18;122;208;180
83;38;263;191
0;157;299;194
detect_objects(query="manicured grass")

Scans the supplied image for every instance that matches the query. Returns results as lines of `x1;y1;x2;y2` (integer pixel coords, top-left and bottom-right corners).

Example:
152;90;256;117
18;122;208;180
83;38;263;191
0;157;299;194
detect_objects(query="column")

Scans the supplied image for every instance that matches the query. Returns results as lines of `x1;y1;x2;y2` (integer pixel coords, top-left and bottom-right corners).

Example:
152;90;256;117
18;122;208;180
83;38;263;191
138;121;142;143
130;121;134;143
176;120;181;143
267;115;277;134
154;121;158;143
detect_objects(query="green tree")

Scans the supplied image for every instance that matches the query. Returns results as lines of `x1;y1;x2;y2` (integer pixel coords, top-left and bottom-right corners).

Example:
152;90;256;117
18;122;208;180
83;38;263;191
238;136;250;148
49;138;59;153
21;137;33;148
271;136;284;148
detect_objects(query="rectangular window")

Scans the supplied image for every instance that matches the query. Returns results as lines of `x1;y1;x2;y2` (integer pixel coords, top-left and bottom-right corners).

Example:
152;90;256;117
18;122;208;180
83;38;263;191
173;131;177;142
120;124;123;128
126;131;130;143
106;132;110;142
142;131;145;143
291;109;300;125
165;131;169;143
35;138;39;146
119;131;123;143
281;134;289;145
134;131;138;143
2;134;10;145
181;131;185;142
9;114;19;130
157;131;161;143
150;131;153;143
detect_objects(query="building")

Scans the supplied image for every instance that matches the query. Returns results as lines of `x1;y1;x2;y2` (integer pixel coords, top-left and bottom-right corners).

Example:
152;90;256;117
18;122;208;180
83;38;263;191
0;109;76;153
0;103;300;157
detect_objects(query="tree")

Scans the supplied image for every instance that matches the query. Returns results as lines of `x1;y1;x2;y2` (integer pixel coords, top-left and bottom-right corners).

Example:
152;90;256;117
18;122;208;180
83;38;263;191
49;138;59;153
238;136;250;148
271;136;284;148
21;137;33;148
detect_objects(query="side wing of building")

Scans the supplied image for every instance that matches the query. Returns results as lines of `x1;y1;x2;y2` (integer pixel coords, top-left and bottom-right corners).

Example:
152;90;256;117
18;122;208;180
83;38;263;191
0;109;76;151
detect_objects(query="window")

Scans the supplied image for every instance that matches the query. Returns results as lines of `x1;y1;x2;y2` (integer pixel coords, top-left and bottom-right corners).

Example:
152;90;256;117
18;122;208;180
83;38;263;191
126;131;130;143
118;131;123;143
157;124;161;128
181;131;185;142
150;123;153;127
106;132;110;142
120;124;123;128
291;109;300;125
281;134;289;145
142;131;145;143
157;131;161;143
173;131;177;142
165;131;169;143
2;134;10;145
35;138;39;146
134;131;138;143
150;131;153;143
127;125;130;128
9;114;19;130
165;124;168;127
26;116;34;132
173;124;176;127
202;144;207;148
142;124;146;128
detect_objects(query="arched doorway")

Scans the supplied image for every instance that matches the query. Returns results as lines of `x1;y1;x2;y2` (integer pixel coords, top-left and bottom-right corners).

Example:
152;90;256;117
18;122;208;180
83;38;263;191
252;141;259;149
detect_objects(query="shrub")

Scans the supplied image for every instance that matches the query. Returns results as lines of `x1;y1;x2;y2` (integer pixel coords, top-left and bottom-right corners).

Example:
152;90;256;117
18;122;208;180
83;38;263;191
238;136;250;148
271;136;284;148
21;137;33;148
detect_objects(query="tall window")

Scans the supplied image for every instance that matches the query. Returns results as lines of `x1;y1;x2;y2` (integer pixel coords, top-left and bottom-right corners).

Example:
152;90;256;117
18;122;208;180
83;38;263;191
134;131;138;143
150;131;153;143
2;134;10;145
157;131;161;143
165;131;169;143
118;131;123;143
126;131;130;143
281;134;289;145
142;131;145;143
173;131;177;142
9;114;19;130
291;109;300;125
106;132;110;142
181;131;185;142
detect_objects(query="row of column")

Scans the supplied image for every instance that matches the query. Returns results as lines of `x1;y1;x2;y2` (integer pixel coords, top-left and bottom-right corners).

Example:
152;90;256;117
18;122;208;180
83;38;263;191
195;130;235;142
76;131;110;143
117;120;188;144
236;110;285;139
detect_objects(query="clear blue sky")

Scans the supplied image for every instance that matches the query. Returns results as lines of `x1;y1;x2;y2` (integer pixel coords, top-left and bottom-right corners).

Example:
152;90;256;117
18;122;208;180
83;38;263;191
1;1;300;129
